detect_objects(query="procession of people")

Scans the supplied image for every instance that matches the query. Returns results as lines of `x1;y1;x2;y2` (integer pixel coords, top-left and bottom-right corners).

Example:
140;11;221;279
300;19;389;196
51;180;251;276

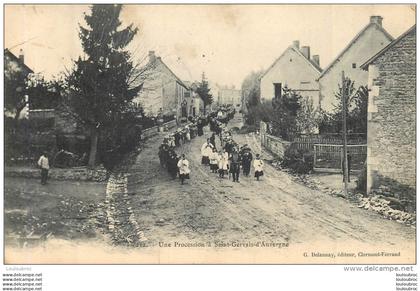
158;106;264;185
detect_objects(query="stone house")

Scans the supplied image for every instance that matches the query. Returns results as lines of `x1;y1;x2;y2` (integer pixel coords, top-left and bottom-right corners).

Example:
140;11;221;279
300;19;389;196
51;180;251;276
4;48;34;119
317;16;393;112
184;81;204;117
360;25;416;203
133;51;190;120
260;40;322;106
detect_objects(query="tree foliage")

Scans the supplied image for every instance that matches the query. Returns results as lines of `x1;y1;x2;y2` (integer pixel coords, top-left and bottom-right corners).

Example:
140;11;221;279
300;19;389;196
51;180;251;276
196;74;213;114
241;70;265;125
296;96;321;134
4;59;29;121
66;4;143;169
319;78;368;134
26;74;62;110
270;86;302;140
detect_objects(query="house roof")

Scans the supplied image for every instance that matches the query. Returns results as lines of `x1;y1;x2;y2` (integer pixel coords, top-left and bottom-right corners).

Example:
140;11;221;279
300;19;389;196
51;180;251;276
261;45;322;79
156;58;190;90
317;22;394;80
4;48;34;74
360;25;416;70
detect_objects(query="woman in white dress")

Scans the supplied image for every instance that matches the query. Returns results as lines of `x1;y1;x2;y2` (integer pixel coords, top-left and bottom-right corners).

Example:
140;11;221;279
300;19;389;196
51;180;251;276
177;154;191;185
253;154;264;181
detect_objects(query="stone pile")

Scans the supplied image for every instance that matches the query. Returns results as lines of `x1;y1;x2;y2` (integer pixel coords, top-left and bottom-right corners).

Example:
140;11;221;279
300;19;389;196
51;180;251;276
358;196;416;226
105;173;147;246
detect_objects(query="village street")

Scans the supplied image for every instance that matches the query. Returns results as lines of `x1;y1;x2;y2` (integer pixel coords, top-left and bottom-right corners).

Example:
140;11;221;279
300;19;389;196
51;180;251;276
123;114;415;248
4;112;416;264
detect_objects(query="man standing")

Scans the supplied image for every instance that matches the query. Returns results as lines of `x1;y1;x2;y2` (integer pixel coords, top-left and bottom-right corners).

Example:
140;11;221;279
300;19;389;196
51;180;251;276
241;147;253;177
37;151;50;185
229;147;241;183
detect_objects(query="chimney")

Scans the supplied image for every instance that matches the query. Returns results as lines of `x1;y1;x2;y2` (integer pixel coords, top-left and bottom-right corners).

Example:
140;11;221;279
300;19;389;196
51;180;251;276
312;55;320;66
301;46;310;59
18;48;24;64
293;40;300;49
148;50;156;63
370;15;383;27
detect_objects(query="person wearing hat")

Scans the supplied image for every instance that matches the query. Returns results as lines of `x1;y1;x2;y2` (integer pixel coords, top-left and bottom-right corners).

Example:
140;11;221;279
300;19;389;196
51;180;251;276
241;147;253;177
158;142;169;168
253;154;264;181
229;147;241;182
167;148;179;179
37;151;50;185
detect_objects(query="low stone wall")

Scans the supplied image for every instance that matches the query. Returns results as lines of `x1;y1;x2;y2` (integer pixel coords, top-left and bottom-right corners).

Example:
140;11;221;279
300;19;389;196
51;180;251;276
5;166;107;182
260;122;292;159
141;119;177;139
262;134;292;159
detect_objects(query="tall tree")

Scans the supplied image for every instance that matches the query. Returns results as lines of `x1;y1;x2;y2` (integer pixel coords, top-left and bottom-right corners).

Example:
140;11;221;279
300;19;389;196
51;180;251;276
66;4;142;168
196;72;213;114
241;70;264;125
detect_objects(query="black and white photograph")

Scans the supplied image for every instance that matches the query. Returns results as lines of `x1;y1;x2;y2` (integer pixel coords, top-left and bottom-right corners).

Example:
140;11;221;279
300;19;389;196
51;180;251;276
3;4;416;265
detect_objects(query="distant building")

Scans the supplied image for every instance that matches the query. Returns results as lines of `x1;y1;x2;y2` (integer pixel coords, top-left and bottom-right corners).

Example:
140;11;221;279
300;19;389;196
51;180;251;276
217;86;242;110
361;25;416;201
184;81;204;117
318;16;393;112
133;51;190;119
260;40;322;106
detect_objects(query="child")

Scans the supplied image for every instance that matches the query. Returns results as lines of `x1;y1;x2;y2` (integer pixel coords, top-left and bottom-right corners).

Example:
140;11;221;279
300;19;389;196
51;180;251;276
209;148;219;174
253;154;264;181
177;154;190;185
218;150;229;178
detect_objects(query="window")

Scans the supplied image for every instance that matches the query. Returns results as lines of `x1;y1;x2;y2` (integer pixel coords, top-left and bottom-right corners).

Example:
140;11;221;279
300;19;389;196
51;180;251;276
274;83;282;99
352;63;357;69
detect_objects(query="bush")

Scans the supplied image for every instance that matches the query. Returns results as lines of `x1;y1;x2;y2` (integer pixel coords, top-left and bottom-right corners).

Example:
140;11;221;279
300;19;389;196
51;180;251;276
281;146;313;174
239;124;258;134
356;163;367;195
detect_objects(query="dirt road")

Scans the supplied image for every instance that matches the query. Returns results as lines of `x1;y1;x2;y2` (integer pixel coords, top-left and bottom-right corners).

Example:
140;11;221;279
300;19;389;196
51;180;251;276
126;115;415;248
5;114;415;263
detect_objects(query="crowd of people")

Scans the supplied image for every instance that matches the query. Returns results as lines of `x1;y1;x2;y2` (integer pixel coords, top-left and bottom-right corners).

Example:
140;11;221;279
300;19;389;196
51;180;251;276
200;133;264;183
158;106;264;185
158;114;212;184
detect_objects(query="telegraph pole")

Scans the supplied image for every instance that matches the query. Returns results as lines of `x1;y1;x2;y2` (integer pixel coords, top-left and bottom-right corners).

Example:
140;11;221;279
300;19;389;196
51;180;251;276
341;71;349;197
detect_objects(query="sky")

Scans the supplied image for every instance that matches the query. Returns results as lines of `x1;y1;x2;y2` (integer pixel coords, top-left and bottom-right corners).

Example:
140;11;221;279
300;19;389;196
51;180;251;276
4;4;416;89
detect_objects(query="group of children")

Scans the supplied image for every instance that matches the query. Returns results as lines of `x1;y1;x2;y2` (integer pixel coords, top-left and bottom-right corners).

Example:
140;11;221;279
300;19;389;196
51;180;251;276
200;136;264;182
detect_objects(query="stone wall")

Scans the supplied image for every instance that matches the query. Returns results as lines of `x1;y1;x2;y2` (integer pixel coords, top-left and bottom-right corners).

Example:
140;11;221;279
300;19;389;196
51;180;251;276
366;27;416;203
260;122;292;158
141;119;177;139
5;166;108;182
